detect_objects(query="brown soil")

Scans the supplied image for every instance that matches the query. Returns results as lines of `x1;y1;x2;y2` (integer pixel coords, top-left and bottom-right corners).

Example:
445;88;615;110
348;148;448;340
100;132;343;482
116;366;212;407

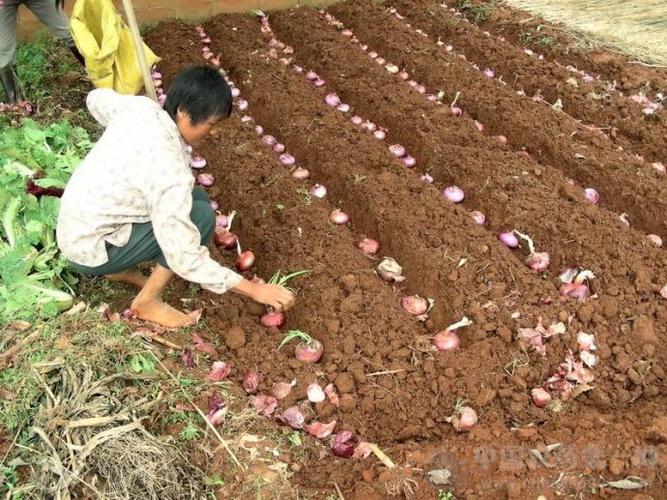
141;3;667;498
386;0;666;165
458;0;667;94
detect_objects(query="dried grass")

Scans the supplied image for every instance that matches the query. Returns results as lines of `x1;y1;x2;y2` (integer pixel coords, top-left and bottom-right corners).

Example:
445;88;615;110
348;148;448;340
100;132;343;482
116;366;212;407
503;0;667;66
27;362;205;499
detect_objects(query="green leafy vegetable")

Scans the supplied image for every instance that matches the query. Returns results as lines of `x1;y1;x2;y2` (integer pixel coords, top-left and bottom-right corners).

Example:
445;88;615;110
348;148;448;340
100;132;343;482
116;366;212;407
0;119;90;323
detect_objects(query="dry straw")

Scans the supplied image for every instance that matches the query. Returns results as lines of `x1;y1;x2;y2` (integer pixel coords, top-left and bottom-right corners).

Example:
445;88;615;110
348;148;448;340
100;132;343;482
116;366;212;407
503;0;667;66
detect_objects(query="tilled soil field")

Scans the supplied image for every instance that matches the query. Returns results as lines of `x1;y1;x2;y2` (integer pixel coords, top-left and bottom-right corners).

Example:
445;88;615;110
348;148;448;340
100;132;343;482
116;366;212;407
144;1;666;497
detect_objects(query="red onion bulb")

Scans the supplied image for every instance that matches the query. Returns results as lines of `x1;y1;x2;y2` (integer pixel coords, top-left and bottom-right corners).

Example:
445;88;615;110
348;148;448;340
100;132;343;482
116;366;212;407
499;231;519;248
295;339;323;363
403;156;417;168
452;406;477;432
310;184;327;198
330;209;349;224
325;93;341;107
471;210;486;225
243;370;259;394
260;310;285;328
389;144;406;158
357;238;380;256
433;330;460;352
443;186;465;203
261;135;276;147
401;295;428;316
279;153;295;166
236;250;255;271
292;167;310;180
648;234;663;247
526;252;550;272
214;228;237;249
584;188;599;204
196;173;215;187
531;388;551;408
190;155;207;169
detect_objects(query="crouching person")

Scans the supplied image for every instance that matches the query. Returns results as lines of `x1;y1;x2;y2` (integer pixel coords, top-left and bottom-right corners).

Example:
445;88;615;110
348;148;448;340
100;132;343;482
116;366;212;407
57;66;294;327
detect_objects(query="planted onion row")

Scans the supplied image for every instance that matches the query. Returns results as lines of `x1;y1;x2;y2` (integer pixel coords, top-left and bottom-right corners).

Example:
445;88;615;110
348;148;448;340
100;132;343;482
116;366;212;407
194;25;259;272
259;12;483;225
200;23;351;228
388;3;657;154
322;10;485;123
197;25;420;331
256;14;473;322
434;1;664;116
323;10;664;243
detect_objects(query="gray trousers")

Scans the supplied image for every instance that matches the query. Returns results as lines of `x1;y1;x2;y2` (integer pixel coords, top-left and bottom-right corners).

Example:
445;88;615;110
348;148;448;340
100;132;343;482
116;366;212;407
0;0;73;67
69;188;216;276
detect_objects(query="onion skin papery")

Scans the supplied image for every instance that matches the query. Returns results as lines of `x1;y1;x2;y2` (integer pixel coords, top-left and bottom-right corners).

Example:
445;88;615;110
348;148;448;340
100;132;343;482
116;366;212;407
499;231;519;248
236;250;256;271
432;330;460;352
471;211;486;225
330;209;349;224
310;184;327;198
443;186;465;203
357;238;380;255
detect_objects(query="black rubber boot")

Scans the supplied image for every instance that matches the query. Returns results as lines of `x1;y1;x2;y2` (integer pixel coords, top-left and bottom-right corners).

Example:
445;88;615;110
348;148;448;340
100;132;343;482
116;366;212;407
0;65;22;104
68;44;85;66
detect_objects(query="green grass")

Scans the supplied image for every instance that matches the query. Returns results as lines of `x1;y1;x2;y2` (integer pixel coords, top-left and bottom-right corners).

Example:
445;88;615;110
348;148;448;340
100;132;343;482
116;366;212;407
0;35;76;103
519;26;557;47
455;0;494;23
0;35;98;135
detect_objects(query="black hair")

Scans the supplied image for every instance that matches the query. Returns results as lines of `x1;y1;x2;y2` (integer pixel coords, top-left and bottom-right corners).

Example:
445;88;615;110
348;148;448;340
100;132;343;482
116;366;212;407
163;66;232;124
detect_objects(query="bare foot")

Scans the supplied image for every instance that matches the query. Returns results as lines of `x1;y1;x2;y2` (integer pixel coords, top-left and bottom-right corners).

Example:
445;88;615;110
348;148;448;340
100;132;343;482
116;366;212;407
106;269;148;288
130;298;195;328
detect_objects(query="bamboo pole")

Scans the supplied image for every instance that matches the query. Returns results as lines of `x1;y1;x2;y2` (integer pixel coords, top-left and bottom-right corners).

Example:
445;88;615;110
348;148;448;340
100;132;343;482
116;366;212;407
120;0;157;101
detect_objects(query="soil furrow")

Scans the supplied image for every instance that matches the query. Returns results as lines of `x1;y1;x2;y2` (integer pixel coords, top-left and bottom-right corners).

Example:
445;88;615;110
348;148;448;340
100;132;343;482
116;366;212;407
445;0;667;94
268;6;667;332
386;0;665;164
326;0;667;241
140;16;667;500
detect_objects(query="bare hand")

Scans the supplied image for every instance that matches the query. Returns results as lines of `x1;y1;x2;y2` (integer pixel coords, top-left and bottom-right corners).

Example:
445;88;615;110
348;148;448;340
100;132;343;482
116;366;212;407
249;283;295;311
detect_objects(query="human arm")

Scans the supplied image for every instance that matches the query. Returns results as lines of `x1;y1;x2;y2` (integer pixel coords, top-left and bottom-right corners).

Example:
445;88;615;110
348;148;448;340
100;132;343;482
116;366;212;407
231;279;295;311
148;179;294;309
149;181;244;294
